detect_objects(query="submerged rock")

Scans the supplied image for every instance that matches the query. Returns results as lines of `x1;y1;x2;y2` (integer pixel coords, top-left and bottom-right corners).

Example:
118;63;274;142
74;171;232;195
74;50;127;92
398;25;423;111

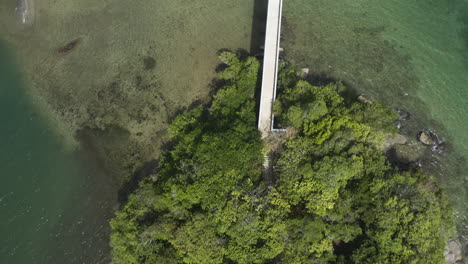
418;130;447;153
57;38;81;55
419;131;435;145
143;56;156;70
445;239;463;264
393;108;411;121
383;133;407;151
388;143;426;165
435;142;448;152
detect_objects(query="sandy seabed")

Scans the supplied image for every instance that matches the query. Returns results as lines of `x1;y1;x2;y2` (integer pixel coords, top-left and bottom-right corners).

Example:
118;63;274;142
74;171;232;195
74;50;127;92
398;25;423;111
0;0;260;262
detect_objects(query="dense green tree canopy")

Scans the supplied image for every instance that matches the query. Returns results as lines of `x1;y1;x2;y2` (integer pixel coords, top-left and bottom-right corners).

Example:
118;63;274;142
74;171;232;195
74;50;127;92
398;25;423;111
110;53;454;264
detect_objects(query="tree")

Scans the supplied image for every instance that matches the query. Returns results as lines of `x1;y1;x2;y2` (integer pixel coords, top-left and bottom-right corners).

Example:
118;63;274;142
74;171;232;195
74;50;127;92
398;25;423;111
109;53;454;264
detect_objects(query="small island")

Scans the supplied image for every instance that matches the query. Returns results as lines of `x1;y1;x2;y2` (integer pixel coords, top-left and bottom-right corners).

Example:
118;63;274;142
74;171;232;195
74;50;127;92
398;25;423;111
109;52;455;264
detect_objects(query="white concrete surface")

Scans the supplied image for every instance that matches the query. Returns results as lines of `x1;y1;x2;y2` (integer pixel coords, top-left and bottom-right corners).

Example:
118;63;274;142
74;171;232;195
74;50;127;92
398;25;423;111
258;0;283;138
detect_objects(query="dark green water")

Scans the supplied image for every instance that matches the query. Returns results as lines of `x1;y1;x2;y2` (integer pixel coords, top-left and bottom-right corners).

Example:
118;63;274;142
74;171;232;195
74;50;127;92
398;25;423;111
0;42;116;263
0;0;258;262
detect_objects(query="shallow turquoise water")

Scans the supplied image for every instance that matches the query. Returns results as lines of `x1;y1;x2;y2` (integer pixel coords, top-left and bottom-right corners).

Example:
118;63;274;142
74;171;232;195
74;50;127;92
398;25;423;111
0;42;116;263
0;0;257;262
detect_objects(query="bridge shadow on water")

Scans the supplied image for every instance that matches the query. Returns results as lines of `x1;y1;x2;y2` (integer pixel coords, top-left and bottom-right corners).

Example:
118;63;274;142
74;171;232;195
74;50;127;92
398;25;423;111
250;0;269;56
250;0;269;127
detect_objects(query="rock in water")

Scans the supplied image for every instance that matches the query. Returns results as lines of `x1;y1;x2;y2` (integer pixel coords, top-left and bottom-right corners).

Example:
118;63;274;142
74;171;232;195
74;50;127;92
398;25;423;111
417;130;449;153
419;131;435;145
57;39;81;55
383;133;407;150
393;108;411;121
391;144;426;164
357;94;373;104
143;56;156;70
435;142;447;152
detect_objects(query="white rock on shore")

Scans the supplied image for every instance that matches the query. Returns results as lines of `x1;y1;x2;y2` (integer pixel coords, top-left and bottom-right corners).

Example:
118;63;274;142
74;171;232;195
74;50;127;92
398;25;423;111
357;94;373;104
444;239;463;264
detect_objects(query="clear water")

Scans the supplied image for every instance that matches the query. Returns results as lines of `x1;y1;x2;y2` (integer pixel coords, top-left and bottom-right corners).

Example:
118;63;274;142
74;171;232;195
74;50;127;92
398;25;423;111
1;0;468;262
0;42;117;263
282;0;468;254
0;0;259;262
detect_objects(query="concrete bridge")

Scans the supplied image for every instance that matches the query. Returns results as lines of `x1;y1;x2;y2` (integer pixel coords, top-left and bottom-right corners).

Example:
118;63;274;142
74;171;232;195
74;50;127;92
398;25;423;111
258;0;283;138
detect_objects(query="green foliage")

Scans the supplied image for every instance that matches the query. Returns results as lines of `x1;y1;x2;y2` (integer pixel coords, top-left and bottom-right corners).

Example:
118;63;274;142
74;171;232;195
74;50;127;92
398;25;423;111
110;53;454;264
274;79;454;264
275;80;391;148
350;102;399;133
351;170;454;264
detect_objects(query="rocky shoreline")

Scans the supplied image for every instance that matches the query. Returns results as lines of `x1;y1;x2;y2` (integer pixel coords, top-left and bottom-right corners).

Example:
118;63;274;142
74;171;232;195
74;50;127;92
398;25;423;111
376;100;463;264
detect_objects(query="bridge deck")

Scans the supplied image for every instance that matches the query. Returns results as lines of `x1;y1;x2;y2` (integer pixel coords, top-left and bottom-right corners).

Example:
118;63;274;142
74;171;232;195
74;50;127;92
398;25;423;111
258;0;283;138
